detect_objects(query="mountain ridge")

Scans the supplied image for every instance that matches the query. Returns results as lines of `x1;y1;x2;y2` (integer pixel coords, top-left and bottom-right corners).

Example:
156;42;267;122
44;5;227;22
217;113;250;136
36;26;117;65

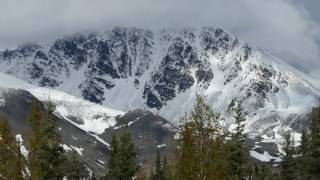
0;26;319;137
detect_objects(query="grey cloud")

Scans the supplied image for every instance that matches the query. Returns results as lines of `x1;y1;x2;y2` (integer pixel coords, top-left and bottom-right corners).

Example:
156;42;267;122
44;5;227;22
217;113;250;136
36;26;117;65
0;0;319;75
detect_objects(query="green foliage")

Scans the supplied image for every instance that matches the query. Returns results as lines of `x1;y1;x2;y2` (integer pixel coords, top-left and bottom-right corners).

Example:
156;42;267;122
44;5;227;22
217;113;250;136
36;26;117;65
106;133;138;180
279;107;320;180
42;101;66;179
279;106;320;180
308;106;320;179
28;99;66;179
105;135;121;180
174;95;230;180
229;102;252;179
296;129;311;180
253;164;279;180
65;149;82;180
28;100;45;179
119;133;139;179
0;118;24;180
136;169;147;180
281;131;297;180
151;150;162;180
150;151;171;180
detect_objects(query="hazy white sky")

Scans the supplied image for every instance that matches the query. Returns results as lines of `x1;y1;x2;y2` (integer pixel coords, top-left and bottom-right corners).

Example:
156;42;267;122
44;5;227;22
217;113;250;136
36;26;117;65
0;0;319;77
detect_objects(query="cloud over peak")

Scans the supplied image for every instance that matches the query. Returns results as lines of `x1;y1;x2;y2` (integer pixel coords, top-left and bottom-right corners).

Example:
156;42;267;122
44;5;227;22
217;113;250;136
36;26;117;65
1;0;319;75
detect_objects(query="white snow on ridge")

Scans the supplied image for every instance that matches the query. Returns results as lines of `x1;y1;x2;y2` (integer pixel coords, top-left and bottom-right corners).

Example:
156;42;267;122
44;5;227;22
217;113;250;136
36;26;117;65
30;88;124;134
0;72;124;135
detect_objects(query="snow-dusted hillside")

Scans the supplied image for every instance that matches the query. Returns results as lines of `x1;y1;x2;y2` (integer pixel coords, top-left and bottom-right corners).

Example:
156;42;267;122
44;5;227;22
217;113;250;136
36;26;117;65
0;72;124;136
0;27;319;137
0;72;177;174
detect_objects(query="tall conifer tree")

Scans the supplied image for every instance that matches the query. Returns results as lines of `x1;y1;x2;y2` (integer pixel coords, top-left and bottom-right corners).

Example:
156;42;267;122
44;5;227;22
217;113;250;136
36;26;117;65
307;106;320;179
175;95;229;180
150;151;170;180
28;99;65;179
105;135;120;180
297;129;311;179
65;149;82;180
28;100;46;179
119;133;138;179
281;131;297;180
229;102;251;179
0;119;24;180
106;133;138;180
42;101;65;179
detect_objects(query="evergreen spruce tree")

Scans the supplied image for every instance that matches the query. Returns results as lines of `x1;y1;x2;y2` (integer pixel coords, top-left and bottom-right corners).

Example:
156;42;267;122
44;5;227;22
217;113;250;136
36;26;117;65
0;118;24;180
308;106;320;179
105;135;120;180
297;129;311;180
229;102;251;179
175;95;229;180
28;99;66;179
281;131;297;180
300;129;310;157
118;133;138;179
207;135;230;180
28;100;48;179
150;150;171;180
151;150;163;180
175;120;198;180
65;149;82;180
106;133;138;180
42;101;66;179
255;164;276;180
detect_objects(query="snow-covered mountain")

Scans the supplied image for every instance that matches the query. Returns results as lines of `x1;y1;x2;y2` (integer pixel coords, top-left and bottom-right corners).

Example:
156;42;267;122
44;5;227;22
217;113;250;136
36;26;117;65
0;27;319;137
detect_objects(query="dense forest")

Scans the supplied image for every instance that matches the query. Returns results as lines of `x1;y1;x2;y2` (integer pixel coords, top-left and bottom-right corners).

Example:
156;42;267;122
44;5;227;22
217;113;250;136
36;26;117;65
1;96;320;180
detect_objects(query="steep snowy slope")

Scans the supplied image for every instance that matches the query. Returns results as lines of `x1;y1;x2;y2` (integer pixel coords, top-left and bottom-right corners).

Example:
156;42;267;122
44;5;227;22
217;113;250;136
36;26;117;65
0;72;124;136
0;72;177;174
0;27;319;137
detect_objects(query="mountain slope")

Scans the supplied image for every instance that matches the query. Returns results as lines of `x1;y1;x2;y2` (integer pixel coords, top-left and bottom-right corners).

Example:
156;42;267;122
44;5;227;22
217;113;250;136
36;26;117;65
0;88;108;176
0;27;319;137
0;72;177;175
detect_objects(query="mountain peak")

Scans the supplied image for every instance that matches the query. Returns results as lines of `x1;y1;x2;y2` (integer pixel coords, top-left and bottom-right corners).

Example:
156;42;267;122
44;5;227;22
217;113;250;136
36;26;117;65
0;27;319;137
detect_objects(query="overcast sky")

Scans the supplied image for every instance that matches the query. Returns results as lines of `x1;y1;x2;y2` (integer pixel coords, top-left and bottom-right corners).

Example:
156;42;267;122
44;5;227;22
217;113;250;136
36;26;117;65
0;0;319;77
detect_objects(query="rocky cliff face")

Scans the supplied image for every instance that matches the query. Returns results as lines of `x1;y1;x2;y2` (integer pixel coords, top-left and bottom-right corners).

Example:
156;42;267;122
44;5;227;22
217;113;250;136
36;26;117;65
1;27;319;136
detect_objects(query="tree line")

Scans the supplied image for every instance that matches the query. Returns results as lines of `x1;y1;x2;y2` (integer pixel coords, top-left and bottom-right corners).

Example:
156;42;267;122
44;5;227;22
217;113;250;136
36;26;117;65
280;105;320;180
1;96;320;179
108;96;272;180
139;96;259;180
131;96;320;180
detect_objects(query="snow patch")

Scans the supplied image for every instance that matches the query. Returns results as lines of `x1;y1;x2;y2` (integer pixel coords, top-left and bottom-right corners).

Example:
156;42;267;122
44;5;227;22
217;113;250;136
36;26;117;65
250;150;281;162
157;144;167;148
16;134;29;158
62;144;72;152
30;87;124;134
70;146;84;156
